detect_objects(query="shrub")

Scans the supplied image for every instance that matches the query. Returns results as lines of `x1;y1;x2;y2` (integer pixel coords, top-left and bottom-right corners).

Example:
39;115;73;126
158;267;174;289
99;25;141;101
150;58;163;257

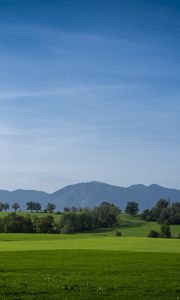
115;229;122;237
147;230;159;238
160;224;172;238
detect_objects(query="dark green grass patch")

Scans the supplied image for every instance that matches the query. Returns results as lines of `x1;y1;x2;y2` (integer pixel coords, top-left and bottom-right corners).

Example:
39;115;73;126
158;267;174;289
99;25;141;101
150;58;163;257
0;250;179;300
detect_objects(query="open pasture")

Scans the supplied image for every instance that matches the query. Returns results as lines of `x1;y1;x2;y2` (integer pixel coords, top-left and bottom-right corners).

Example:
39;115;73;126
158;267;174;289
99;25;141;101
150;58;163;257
0;234;180;253
0;249;179;300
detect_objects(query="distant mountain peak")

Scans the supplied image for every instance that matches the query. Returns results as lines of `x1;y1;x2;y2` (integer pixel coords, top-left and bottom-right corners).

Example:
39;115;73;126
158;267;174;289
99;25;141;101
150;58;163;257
128;184;147;189
148;183;161;188
0;181;179;211
90;180;103;184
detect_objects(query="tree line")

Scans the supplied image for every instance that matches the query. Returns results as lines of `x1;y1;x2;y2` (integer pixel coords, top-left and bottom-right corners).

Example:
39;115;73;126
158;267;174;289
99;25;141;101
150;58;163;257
60;202;120;233
141;199;180;225
0;198;179;235
0;213;58;233
0;202;56;213
0;202;120;234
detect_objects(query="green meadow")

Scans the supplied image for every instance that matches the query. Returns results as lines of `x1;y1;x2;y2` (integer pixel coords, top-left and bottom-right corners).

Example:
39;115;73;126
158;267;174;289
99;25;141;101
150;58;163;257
0;234;180;253
0;213;179;299
0;250;179;300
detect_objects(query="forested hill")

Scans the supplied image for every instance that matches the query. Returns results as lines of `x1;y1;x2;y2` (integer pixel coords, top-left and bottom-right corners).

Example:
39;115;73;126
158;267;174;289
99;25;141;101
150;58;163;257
0;181;180;210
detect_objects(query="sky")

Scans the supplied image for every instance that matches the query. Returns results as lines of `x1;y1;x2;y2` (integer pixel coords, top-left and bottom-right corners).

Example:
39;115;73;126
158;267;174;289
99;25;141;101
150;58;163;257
0;0;180;192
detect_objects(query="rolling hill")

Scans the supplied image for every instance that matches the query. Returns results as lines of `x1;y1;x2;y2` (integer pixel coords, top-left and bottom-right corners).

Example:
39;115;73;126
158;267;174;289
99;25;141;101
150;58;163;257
0;181;180;210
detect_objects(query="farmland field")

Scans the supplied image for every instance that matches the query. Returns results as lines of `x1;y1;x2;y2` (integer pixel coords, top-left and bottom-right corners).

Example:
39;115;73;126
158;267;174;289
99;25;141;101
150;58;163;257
0;249;179;300
0;234;180;253
0;214;179;299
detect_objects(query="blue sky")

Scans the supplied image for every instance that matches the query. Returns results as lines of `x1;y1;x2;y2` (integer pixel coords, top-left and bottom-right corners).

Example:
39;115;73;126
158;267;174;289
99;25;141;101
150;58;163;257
0;0;180;191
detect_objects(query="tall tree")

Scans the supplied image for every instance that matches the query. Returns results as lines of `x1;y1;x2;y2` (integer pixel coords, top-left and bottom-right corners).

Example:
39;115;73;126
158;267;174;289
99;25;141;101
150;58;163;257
46;203;56;213
95;202;120;227
26;201;34;213
125;201;139;216
11;202;20;212
34;202;41;213
160;224;172;238
4;203;10;212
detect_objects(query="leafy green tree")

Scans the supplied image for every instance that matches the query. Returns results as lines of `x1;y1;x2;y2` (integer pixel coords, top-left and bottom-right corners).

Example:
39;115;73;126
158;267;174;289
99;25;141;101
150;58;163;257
78;210;95;230
160;224;172;238
95;202;120;227
46;203;56;213
26;201;41;213
156;199;170;210
23;215;34;233
153;199;170;222
34;216;55;233
59;212;77;233
34;202;41;212
158;207;172;224
0;213;59;233
11;202;20;212
141;200;180;225
26;201;34;212
141;209;150;220
3;213;29;233
3;203;10;212
125;201;139;216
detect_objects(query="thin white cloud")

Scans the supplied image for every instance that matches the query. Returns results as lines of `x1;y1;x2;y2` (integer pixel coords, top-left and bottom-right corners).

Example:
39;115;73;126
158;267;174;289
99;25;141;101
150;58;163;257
0;82;137;100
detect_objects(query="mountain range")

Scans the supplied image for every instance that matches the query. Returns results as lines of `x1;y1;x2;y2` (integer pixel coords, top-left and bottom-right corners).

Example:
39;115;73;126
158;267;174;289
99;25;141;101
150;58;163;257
0;181;180;211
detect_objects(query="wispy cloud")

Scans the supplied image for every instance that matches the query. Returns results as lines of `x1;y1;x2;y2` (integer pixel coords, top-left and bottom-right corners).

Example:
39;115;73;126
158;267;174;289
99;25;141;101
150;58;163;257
0;82;138;100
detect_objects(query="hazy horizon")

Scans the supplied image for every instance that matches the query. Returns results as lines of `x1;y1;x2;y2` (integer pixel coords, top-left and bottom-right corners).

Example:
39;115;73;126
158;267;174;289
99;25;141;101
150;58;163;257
0;0;180;191
1;180;180;194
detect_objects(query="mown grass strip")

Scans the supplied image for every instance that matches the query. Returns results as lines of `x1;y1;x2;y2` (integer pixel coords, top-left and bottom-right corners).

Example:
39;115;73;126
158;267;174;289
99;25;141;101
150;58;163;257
0;236;179;253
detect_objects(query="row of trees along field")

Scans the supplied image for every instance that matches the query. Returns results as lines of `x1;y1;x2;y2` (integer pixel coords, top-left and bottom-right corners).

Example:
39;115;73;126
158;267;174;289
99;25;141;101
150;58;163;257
0;202;120;233
0;199;179;234
0;200;139;214
0;202;56;213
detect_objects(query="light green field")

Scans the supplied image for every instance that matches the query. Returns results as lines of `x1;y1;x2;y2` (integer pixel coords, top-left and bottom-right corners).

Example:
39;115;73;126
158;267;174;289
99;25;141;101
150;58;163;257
118;214;180;237
0;213;179;253
0;233;179;253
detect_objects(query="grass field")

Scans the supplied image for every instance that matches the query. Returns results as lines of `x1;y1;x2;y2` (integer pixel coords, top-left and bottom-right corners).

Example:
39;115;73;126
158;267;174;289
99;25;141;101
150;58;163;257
0;213;179;299
0;234;180;253
0;249;179;299
119;214;180;237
